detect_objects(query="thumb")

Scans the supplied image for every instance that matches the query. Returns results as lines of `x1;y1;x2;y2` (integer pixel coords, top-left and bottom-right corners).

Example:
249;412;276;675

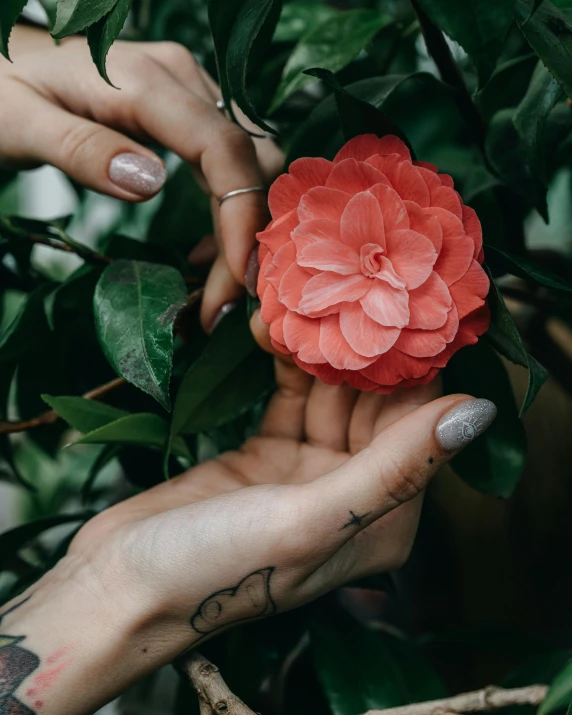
300;395;496;551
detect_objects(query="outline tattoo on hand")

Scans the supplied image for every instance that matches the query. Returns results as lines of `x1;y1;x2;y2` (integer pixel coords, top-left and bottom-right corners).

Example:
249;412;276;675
190;567;276;639
340;510;371;531
0;598;39;714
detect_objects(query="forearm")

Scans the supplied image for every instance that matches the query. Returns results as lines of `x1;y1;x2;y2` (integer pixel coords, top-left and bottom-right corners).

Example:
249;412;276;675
0;556;192;715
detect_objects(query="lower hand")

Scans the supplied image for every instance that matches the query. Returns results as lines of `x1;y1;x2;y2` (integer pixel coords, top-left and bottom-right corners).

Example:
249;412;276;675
0;362;495;715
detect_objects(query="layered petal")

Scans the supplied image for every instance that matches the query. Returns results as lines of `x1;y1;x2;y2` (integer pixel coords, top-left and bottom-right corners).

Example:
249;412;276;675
394;304;459;358
407;272;452;330
449;260;489;319
299;272;370;315
361;280;410;328
268;157;332;218
326;158;390;193
298;240;360;275
339;191;386;251
369;183;409;231
282;311;325;363
257;210;298;254
319;314;377;370
298;186;351;222
385;229;437;289
339;302;400;357
292;219;340;251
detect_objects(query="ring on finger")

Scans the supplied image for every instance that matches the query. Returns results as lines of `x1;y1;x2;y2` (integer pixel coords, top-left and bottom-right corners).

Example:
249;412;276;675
218;186;266;206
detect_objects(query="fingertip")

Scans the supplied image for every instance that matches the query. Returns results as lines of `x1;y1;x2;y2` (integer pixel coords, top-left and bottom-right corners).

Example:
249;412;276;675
250;309;294;362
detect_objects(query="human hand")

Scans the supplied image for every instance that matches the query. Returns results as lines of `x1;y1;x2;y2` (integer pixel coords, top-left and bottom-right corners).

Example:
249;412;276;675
0;26;283;330
0;362;495;715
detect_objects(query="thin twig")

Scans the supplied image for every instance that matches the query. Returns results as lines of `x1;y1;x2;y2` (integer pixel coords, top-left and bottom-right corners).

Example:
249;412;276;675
0;377;126;435
363;685;548;715
179;651;257;715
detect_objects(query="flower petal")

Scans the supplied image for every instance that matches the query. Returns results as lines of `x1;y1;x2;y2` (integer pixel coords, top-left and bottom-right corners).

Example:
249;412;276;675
319;314;377;369
439;173;454;188
278;261;313;312
416;165;441;192
377;135;411;159
298;186;351;222
362;347;434;386
407;272;452;329
257;210;299;254
340;191;386;251
430;186;463;220
298;240;360;275
368;183;410;231
382;160;430;207
449;260;490;319
462;204;483;259
268;157;332;219
265;241;296;292
299;272;370;315
282;311;325;363
403;201;443;253
385;229;437;289
394;304;459;358
339;302;400;357
433;305;490;367
360;280;410;328
326;158;390;193
433;234;475;286
292;219;340;252
333;134;385;163
260;284;285;325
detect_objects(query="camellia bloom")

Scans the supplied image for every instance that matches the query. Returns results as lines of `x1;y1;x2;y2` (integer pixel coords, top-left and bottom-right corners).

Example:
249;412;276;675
256;134;490;393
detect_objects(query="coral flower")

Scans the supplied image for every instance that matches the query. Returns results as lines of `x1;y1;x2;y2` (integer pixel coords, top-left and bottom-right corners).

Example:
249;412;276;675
256;134;490;393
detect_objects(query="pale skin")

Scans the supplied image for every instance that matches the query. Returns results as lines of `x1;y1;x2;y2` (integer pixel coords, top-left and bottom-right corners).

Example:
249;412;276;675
0;25;484;715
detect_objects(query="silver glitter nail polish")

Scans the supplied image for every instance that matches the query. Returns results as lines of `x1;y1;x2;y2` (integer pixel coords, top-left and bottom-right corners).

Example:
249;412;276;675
109;153;167;197
436;399;497;452
212;302;237;330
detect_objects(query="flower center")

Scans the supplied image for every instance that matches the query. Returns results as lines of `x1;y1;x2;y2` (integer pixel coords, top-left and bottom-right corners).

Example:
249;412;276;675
359;243;406;289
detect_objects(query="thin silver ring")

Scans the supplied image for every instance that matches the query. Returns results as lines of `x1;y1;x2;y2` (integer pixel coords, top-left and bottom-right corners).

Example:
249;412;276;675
218;186;265;206
216;99;226;113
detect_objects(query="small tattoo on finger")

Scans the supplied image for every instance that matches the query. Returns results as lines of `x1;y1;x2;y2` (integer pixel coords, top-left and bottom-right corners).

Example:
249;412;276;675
340;510;371;531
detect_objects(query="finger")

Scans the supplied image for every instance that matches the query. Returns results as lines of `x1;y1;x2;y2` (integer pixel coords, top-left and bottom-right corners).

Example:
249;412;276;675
250;308;289;360
2;89;166;201
305;381;359;452
138;42;215;101
373;378;442;436
188;234;218;265
259;357;313;441
293;395;497;579
347;392;384;455
200;254;244;330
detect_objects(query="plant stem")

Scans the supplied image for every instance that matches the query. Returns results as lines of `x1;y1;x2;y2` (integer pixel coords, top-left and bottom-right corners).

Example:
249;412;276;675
410;0;487;154
0;377;126;435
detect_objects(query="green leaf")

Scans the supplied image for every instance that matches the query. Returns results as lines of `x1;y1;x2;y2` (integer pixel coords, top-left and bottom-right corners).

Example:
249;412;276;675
485;245;572;292
513;62;564;184
274;3;338;43
485;108;548;220
486;275;549;414
515;0;572;100
303;68;413;152
82;444;120;502
311;605;408;714
0;513;94;570
270;10;391;113
41;394;128;433
226;0;282;134
443;339;527;497
72;412;191;460
0;285;52;364
0;0;28;59
87;0;132;86
93;260;187;410
475;54;537;120
539;660;572;715
172;306;271;435
413;0;514;85
52;0;118;39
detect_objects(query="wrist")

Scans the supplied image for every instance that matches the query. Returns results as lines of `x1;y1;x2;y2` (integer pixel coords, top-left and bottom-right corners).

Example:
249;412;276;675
1;555;192;715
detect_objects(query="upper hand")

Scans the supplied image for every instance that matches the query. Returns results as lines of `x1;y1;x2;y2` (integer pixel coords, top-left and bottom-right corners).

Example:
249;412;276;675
0;26;283;330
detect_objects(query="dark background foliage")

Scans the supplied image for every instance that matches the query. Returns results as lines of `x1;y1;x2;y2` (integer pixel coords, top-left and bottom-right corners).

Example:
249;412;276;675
2;0;572;712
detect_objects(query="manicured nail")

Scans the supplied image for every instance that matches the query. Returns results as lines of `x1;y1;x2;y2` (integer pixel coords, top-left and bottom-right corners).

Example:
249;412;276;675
109;153;167;197
436;399;497;452
245;246;260;297
212;302;237;330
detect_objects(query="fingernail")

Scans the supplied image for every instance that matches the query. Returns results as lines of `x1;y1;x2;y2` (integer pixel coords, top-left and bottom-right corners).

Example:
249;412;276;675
109;152;167;197
212;302;237;330
245;246;260;297
436;399;497;452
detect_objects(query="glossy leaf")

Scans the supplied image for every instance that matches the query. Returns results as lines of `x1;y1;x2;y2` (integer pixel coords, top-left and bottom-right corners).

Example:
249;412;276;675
0;513;94;570
0;285;52;364
443;340;527;496
172;306;272;435
539;660;572;715
274;3;338;43
73;413;191;459
475;54;537;120
311;604;408;714
514;63;564;184
270;10;391;113
226;0;282;134
93;260;187;410
303;69;413;152
486;276;549;415
41;395;128;433
82;444;120;502
87;0;132;86
486;245;572;292
52;0;118;39
413;0;513;84
0;0;28;59
515;0;572;99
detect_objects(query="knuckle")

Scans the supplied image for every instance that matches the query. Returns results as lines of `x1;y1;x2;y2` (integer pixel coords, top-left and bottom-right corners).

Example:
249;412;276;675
154;42;197;71
59;123;110;170
218;125;254;156
379;449;425;505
